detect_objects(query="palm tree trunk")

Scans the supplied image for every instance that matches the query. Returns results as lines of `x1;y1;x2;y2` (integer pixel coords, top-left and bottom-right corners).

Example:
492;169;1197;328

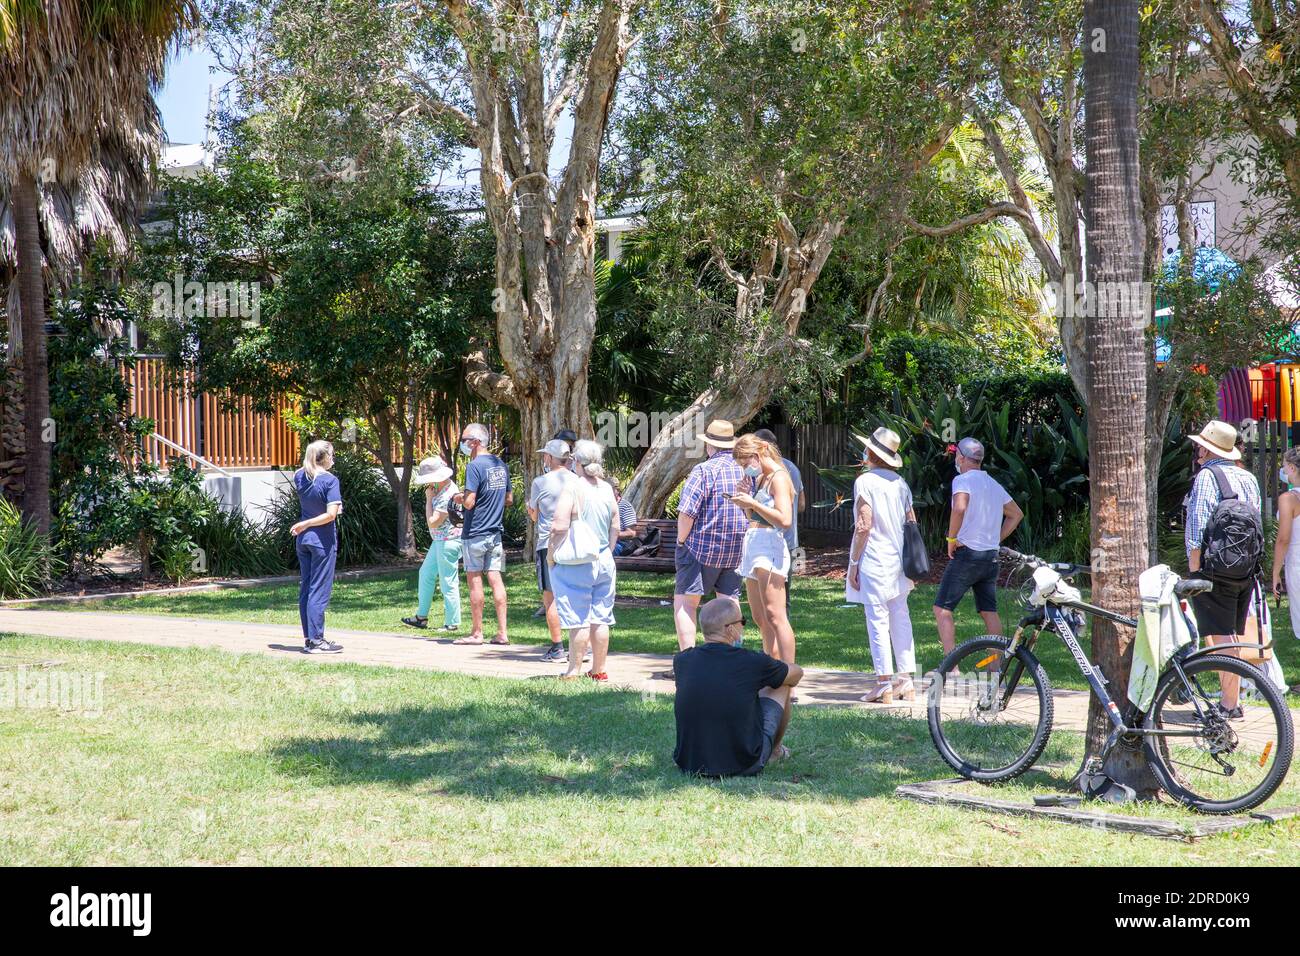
11;169;51;536
1081;0;1157;794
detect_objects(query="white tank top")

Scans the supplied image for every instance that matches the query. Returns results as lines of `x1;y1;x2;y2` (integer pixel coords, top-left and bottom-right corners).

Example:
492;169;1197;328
1287;489;1300;564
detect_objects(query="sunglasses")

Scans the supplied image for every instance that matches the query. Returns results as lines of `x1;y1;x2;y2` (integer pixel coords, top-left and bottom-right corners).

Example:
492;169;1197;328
727;614;748;627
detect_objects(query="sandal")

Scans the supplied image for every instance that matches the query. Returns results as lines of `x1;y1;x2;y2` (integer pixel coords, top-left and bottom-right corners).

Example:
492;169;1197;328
860;680;894;704
588;671;609;682
452;636;485;645
891;676;916;701
401;616;428;629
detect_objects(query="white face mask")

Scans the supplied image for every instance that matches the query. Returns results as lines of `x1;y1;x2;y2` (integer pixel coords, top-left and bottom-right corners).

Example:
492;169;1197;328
1282;467;1294;487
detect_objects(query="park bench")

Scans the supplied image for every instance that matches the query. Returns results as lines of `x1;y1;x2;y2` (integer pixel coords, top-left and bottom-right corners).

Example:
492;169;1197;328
613;518;678;573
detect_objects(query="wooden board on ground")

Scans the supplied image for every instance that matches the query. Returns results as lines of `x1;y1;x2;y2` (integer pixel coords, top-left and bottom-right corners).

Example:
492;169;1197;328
895;777;1300;842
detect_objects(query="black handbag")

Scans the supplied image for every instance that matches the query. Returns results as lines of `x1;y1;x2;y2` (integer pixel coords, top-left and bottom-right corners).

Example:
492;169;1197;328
901;519;930;580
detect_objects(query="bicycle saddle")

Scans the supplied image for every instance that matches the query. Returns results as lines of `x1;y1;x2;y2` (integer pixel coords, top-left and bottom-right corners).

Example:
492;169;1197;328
1173;578;1214;597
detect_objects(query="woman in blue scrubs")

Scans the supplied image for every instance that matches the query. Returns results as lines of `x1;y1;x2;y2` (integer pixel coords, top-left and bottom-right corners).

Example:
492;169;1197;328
291;440;344;653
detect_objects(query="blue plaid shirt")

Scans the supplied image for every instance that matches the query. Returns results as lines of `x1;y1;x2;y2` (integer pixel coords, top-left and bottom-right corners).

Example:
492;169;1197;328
679;450;747;567
1184;459;1261;560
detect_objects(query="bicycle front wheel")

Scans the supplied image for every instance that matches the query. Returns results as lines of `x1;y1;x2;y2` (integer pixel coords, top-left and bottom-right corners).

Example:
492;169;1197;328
1144;654;1295;815
927;636;1054;782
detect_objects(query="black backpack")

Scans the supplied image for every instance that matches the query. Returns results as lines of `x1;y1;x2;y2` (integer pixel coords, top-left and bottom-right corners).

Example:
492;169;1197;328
1199;465;1264;580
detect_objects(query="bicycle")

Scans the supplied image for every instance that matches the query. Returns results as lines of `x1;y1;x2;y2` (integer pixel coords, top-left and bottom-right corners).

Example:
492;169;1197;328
926;547;1294;814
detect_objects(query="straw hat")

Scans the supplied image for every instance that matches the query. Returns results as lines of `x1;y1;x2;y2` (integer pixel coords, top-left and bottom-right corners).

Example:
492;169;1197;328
1189;420;1241;461
412;456;453;486
863;426;903;468
700;419;737;449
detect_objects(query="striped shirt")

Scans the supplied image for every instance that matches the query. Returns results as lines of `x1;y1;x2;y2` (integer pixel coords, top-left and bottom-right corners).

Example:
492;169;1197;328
1184;459;1262;559
679;450;747;568
618;498;637;532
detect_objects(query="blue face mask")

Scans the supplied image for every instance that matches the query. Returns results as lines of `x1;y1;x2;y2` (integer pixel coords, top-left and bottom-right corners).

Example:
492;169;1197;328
459;441;472;455
744;464;762;479
1282;467;1293;487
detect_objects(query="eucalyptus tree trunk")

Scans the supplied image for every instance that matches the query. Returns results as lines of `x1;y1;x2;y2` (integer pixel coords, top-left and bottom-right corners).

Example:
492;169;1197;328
11;170;51;536
1081;0;1158;794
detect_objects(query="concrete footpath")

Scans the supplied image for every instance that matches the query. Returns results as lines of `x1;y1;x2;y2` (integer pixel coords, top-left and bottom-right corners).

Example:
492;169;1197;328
0;607;1102;728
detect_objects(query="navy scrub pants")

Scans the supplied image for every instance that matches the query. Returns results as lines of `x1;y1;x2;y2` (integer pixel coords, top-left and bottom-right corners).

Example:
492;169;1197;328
297;540;338;642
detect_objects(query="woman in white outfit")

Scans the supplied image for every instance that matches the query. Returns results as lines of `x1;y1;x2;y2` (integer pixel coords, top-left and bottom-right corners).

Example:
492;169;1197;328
1270;447;1300;693
730;433;797;662
548;440;620;682
845;427;918;703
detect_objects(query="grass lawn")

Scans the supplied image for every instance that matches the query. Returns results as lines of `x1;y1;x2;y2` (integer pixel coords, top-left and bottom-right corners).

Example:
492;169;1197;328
2;633;1297;865
54;564;1300;692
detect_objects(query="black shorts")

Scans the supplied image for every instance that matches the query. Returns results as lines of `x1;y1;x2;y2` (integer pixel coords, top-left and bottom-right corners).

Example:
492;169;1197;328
934;547;999;612
1189;576;1253;637
741;697;785;776
535;549;551;593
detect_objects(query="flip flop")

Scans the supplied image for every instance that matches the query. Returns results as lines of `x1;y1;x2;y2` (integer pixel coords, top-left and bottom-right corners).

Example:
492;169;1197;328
452;637;485;645
490;637;510;645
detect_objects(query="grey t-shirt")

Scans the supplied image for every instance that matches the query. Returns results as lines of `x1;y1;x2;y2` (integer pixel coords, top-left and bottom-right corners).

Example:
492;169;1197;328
528;467;577;551
783;457;803;552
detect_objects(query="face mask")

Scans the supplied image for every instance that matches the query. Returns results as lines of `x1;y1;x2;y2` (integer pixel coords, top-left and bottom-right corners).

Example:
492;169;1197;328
459;441;472;455
744;464;762;479
1282;467;1293;487
954;462;962;476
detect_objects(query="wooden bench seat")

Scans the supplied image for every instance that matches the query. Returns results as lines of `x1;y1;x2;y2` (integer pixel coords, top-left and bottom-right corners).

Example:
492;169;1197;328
613;518;678;573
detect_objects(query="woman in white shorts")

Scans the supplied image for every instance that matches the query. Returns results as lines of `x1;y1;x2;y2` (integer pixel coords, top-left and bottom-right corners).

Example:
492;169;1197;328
548;440;620;682
730;433;797;662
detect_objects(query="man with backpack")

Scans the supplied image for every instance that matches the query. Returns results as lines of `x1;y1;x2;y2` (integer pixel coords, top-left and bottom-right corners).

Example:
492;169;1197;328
1185;420;1264;720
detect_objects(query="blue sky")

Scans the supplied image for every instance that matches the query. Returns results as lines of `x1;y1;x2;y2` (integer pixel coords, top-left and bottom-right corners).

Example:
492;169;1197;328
157;44;227;145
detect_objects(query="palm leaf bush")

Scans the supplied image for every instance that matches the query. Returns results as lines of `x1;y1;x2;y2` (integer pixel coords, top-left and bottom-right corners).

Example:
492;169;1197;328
0;498;63;598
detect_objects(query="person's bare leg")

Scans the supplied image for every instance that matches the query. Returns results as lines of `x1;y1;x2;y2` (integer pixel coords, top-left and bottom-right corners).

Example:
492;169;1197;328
746;576;771;654
1209;633;1241;709
934;605;957;655
467;571;485;639
542;590;563;645
591;623;610;674
564;626;589;678
488;570;508;642
760;569;795;663
674;593;701;652
979;609;1002;636
759;684;794;754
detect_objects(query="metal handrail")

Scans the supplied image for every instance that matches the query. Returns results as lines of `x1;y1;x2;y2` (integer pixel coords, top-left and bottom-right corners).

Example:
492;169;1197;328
149;432;234;477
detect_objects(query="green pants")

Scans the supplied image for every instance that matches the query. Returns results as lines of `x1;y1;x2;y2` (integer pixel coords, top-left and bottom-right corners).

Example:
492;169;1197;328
418;537;462;626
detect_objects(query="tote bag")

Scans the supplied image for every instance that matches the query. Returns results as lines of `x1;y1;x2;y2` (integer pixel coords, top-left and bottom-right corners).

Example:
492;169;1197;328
899;479;930;580
552;487;601;565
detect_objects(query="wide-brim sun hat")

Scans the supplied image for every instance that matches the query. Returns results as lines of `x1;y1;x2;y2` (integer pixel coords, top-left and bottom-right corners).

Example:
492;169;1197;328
700;419;737;449
1189;420;1241;461
412;456;452;486
863;426;903;468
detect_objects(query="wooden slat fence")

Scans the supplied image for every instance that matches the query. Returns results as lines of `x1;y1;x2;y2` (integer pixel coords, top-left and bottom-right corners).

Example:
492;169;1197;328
124;357;460;470
772;422;856;535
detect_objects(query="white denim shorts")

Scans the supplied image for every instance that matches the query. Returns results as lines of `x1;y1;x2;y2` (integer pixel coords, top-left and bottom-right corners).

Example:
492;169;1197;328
737;527;791;581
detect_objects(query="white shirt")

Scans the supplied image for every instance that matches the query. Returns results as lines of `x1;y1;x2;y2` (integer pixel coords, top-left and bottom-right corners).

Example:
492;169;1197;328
845;469;914;605
952;469;1012;552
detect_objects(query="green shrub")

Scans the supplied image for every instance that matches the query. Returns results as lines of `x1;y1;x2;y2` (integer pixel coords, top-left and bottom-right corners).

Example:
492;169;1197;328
0;499;63;598
193;505;286;578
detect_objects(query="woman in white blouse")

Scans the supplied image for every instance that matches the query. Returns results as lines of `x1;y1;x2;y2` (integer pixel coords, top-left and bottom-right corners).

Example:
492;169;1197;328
845;427;918;703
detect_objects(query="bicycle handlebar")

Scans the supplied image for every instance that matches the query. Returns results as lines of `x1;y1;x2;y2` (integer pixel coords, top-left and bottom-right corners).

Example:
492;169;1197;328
999;547;1091;577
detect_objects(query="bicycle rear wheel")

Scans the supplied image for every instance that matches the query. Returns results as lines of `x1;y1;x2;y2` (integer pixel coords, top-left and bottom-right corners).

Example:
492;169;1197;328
1144;654;1294;815
927;636;1054;782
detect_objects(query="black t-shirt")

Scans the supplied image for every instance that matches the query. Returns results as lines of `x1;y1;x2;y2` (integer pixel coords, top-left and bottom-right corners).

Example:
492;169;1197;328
673;642;789;776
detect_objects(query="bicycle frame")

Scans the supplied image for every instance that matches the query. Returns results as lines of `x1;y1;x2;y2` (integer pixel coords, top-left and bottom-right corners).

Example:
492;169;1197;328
1007;601;1209;743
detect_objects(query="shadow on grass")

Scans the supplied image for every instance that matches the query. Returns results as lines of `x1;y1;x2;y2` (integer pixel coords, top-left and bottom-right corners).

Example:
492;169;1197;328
265;682;985;801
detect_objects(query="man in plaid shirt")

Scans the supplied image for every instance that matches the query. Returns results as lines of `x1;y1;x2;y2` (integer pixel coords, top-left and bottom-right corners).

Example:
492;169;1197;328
674;420;748;655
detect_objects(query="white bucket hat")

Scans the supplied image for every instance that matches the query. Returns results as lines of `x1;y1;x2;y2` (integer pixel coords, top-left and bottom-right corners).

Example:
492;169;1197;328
412;456;453;486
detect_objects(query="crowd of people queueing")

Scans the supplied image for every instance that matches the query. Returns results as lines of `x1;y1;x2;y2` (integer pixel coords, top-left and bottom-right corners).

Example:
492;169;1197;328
285;414;1295;776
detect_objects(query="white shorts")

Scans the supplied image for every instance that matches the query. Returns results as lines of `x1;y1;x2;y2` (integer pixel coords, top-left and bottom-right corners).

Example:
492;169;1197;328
737;527;790;581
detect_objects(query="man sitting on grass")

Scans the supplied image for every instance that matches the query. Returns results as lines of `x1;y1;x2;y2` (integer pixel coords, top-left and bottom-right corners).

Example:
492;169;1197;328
673;596;803;777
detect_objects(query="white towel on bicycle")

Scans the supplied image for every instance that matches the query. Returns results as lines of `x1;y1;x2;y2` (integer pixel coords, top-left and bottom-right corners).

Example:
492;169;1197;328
1128;565;1194;712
